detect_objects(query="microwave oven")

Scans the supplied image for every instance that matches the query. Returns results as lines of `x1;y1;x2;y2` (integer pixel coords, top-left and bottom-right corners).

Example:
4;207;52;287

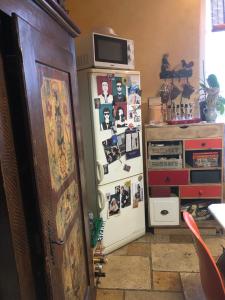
76;32;135;70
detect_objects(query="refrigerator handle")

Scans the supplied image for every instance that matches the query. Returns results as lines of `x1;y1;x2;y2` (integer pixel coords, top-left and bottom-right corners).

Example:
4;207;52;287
96;160;104;183
97;189;106;211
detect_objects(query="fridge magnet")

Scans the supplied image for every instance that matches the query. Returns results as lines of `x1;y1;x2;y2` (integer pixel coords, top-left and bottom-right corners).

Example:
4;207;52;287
102;137;121;164
108;194;120;217
97;76;113;104
99;103;114;130
103;164;109;175
121;181;131;208
128;85;141;105
123;164;131;172
138;175;143;181
117;132;126;156
128;104;141;125
114;102;127;128
112;77;127;104
125;128;141;159
94;97;101;109
133;182;144;202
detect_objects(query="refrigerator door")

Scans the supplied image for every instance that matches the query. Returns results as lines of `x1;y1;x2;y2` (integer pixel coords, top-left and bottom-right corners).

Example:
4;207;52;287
98;174;145;254
89;69;143;186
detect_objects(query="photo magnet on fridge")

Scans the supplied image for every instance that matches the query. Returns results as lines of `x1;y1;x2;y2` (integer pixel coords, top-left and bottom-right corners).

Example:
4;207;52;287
123;164;131;172
128;84;141;105
112;77;127;105
117;132;126;156
102;136;121;164
99;103;114;131
108;194;120;217
121;181;131;208
133;182;143;202
125;128;141;159
96;76;113;104
114;102;127;128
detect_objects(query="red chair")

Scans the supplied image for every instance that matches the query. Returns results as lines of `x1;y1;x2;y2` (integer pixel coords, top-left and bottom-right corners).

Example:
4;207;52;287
183;211;225;300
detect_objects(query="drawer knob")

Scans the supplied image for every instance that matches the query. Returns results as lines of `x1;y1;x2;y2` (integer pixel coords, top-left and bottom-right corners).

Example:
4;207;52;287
201;142;206;147
198;190;203;196
161;210;169;215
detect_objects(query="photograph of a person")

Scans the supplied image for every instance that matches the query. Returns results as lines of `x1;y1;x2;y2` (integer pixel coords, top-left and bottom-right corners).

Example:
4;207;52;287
128;84;141;105
121;181;131;208
97;76;113;104
99;104;114;131
102;136;121;164
133;182;143;202
117;133;126;156
112;78;127;105
108;194;120;217
115;185;120;196
114;103;127;128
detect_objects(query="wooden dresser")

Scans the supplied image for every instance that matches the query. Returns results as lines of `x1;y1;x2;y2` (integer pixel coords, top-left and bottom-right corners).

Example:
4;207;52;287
145;123;224;231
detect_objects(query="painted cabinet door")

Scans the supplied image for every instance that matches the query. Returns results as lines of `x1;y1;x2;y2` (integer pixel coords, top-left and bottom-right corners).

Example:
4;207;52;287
13;16;92;299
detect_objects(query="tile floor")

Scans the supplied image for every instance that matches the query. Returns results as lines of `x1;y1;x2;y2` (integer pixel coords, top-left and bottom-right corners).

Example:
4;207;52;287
96;232;225;300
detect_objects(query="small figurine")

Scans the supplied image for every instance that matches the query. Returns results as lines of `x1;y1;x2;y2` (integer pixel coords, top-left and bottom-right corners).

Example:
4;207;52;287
181;59;194;70
161;53;170;73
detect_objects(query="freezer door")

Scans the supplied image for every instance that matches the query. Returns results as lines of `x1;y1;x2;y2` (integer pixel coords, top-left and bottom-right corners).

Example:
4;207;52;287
98;174;145;254
89;70;143;186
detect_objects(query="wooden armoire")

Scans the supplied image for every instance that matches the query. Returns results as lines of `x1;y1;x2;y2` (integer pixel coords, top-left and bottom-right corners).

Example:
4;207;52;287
0;0;94;299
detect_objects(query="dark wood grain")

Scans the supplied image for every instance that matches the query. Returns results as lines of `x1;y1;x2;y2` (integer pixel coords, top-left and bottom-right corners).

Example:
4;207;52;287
0;49;36;300
0;0;80;42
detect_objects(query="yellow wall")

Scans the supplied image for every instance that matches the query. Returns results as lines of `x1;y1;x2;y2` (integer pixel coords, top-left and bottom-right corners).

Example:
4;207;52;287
65;0;202;123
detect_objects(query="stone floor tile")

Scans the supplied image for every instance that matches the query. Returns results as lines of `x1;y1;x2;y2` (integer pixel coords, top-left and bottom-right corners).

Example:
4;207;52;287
153;271;182;291
125;290;184;300
135;233;170;243
203;236;225;257
170;235;193;244
96;289;124;300
152;243;199;272
180;272;206;300
110;245;128;256
100;255;151;290
127;242;151;256
135;233;152;243
150;234;170;243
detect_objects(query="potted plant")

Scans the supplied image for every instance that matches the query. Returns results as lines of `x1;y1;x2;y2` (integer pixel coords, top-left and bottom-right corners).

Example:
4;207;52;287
200;74;225;122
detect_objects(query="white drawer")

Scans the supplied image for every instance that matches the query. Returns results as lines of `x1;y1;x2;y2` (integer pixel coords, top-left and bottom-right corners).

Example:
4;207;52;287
149;197;179;226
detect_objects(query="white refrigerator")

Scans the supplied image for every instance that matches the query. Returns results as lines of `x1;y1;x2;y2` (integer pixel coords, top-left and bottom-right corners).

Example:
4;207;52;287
78;68;145;254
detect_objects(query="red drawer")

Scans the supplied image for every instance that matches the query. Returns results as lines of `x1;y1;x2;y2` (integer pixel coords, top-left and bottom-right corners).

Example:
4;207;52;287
180;185;221;198
184;138;222;150
148;170;188;185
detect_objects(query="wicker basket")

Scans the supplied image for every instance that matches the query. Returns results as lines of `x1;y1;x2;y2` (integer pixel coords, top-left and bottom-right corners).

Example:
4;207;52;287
148;158;182;169
148;143;182;156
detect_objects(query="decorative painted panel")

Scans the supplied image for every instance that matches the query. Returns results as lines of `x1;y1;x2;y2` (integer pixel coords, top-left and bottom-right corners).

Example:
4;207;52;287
40;73;75;191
